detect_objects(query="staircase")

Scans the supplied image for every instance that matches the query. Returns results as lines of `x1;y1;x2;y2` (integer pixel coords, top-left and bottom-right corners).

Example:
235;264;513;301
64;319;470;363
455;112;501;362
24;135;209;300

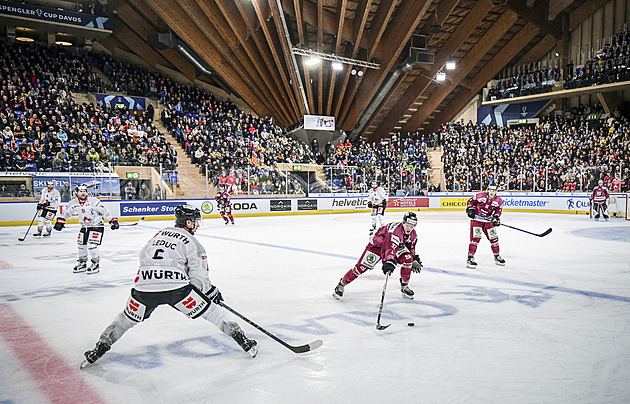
427;146;446;191
74;92;94;105
153;109;216;200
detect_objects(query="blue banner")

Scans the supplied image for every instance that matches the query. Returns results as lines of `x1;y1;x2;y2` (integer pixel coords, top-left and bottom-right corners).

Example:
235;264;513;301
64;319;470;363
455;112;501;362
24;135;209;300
0;1;111;30
477;100;548;127
97;94;146;110
119;201;182;216
33;176;120;196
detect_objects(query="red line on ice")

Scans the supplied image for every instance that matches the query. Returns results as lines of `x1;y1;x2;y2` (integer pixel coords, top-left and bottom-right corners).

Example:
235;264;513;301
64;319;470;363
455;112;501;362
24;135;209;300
0;303;108;404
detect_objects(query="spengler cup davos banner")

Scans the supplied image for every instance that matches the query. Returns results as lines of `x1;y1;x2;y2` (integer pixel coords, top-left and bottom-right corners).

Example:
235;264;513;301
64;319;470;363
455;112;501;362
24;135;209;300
0;1;112;30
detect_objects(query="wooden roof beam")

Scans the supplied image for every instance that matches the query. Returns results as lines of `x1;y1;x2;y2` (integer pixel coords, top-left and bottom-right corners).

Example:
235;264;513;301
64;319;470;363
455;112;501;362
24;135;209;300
280;0;370;50
368;0;493;140
218;0;300;121
194;0;292;123
325;0;348;115
504;0;561;38
424;22;540;134
417;0;460;37
333;0;372;122
144;0;274;119
257;0;309;117
339;0;432;130
569;0;609;31
175;0;290;124
111;18;171;70
401;10;519;133
231;0;301;121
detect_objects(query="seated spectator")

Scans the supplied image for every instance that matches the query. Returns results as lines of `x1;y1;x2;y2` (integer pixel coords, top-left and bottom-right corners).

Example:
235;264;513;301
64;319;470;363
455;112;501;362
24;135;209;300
138;182;150;199
36;153;52;172
14;154;28;171
15;184;31;197
124;182;136;200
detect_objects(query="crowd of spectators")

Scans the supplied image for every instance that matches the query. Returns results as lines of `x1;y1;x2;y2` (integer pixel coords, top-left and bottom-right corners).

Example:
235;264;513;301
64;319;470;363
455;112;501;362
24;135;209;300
564;30;630;90
439;106;630;193
487;65;560;101
0;39;176;174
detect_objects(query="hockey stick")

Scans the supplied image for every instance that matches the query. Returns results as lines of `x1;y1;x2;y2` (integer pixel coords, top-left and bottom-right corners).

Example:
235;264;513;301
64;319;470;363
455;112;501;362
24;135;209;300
219;302;323;353
474;216;552;237
376;274;391;330
500;223;552;237
69;217;146;228
18;210;40;241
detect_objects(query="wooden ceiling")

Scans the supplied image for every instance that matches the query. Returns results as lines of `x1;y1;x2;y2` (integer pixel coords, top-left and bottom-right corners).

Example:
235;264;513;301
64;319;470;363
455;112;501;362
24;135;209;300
103;0;603;142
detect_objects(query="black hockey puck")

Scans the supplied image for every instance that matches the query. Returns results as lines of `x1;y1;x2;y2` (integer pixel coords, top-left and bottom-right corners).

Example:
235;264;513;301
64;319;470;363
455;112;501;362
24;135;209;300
407;322;415;326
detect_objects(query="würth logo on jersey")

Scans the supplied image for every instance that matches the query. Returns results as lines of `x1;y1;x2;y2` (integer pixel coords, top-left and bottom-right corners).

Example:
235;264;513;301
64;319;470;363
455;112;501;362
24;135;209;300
182;297;197;309
128;299;140;311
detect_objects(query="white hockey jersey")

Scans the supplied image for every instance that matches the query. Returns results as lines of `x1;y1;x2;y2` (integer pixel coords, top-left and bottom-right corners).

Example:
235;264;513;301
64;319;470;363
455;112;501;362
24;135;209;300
368;186;388;207
39;188;61;209
59;197;112;227
134;226;211;293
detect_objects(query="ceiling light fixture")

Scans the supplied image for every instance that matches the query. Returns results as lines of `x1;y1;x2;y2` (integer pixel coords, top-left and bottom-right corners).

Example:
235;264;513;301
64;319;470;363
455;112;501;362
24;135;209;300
304;56;321;67
445;61;456;70
16;37;34;42
436;72;446;81
332;61;343;71
292;47;380;70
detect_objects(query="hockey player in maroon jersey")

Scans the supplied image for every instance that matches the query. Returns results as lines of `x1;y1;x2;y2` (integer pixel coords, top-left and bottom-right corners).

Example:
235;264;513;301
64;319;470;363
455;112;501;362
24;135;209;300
215;185;234;225
333;212;422;300
590;179;610;220
465;184;504;269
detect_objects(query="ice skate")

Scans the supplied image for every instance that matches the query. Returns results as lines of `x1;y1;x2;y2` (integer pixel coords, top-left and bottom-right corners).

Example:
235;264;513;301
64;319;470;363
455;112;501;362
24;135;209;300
224;220;230;226
33;230;43;238
466;256;477;269
230;329;258;357
400;279;414;300
494;254;506;266
43;230;51;237
80;341;110;368
332;279;345;300
73;260;87;273
87;260;100;274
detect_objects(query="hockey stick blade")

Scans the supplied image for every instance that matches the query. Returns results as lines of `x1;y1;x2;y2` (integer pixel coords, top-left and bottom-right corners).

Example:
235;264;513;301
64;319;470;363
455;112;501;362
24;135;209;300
376;323;391;330
538;228;553;237
220;302;323;353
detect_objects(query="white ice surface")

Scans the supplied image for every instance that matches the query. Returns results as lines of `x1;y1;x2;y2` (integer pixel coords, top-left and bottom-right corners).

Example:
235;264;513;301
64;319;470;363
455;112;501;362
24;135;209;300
0;211;629;404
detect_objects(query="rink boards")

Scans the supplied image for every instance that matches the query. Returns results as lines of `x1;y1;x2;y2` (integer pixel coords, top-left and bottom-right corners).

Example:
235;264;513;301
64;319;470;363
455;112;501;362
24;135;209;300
0;192;599;226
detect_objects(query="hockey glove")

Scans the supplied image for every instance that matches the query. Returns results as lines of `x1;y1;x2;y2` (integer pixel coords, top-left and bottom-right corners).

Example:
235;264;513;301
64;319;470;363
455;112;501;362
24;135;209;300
206;285;224;304
367;201;373;208
412;255;423;273
109;218;119;230
53;218;66;231
37;203;43;210
491;216;501;227
382;260;396;275
466;206;476;219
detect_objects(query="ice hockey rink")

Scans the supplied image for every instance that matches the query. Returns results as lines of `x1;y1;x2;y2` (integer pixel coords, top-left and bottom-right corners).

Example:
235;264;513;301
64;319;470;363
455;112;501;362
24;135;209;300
0;210;629;404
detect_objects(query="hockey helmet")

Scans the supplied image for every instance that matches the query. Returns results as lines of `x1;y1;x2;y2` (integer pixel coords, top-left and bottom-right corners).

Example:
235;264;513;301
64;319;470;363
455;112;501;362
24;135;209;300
402;212;418;227
598;179;603;186
47;180;55;186
76;184;88;192
175;204;202;227
487;184;497;191
371;180;378;188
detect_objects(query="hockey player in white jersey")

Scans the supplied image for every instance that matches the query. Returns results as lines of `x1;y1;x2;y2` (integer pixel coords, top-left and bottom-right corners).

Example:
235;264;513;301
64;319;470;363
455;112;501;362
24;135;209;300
81;204;257;368
34;180;61;237
53;184;119;274
367;180;388;233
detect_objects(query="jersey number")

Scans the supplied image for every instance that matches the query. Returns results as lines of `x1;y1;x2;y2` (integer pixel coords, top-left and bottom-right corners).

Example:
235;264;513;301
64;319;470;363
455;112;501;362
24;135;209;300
153;249;164;260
